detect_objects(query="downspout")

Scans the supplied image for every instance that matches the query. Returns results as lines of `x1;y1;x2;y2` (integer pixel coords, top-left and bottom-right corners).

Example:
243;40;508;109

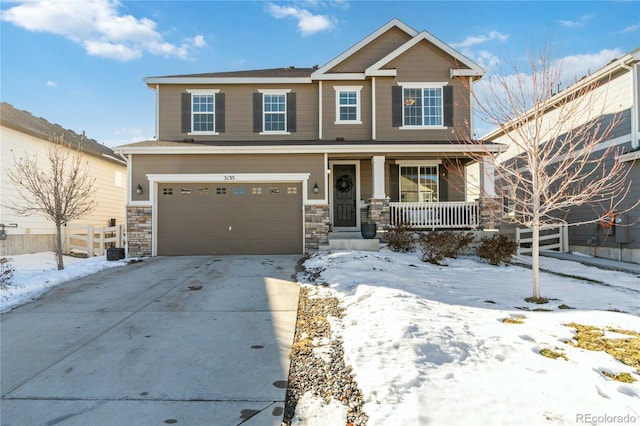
372;77;376;140
469;77;475;138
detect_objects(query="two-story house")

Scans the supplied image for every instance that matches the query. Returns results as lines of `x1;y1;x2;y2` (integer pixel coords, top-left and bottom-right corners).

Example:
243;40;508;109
117;19;502;257
483;48;640;263
1;102;128;256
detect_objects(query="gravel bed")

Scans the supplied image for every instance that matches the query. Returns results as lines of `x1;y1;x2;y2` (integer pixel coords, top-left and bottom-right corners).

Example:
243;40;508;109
282;283;369;425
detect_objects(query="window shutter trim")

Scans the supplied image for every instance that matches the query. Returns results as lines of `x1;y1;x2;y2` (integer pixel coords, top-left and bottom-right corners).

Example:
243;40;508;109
287;92;296;132
181;92;191;134
391;86;402;127
443;85;453;127
215;92;225;133
253;92;263;133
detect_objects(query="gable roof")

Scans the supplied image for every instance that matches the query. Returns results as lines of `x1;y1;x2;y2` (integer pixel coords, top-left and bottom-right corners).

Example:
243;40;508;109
145;67;314;86
0;102;125;166
312;18;484;80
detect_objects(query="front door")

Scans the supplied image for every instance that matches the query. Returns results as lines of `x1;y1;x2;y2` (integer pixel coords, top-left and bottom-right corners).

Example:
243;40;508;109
333;164;356;227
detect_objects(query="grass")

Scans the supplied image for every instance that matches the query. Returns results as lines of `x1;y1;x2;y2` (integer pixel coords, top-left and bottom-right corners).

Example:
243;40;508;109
503;315;526;324
564;322;640;376
540;348;568;361
602;371;637;383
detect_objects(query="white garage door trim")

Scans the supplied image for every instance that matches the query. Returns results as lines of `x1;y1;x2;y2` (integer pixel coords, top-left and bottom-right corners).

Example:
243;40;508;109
148;173;310;256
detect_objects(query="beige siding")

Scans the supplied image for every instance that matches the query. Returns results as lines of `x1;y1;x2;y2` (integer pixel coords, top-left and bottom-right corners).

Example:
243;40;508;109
322;81;372;140
0;126;127;236
131;153;326;201
376;42;472;141
330;27;412;73
158;84;318;141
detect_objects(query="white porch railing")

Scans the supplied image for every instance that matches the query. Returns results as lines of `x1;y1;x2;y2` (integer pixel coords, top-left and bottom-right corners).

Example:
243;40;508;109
389;202;479;229
64;224;125;257
516;223;569;256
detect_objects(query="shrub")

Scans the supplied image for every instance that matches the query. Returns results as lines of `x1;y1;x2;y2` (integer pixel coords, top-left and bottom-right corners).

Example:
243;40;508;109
0;257;14;288
386;222;416;252
476;234;517;265
418;230;475;265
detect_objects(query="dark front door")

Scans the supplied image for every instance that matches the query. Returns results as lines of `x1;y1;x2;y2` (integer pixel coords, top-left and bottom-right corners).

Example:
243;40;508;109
333;164;356;227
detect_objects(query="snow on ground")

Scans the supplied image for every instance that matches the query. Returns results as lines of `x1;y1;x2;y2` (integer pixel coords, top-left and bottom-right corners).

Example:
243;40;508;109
298;249;640;426
0;252;129;312
2;249;638;425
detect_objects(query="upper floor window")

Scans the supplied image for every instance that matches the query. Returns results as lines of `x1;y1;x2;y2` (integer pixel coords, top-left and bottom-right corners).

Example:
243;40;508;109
334;86;362;124
182;89;224;134
392;83;453;129
192;93;215;132
263;93;286;132
254;90;296;134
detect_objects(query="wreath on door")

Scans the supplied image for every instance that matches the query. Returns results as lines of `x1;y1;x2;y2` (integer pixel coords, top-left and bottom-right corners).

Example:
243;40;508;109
335;174;354;193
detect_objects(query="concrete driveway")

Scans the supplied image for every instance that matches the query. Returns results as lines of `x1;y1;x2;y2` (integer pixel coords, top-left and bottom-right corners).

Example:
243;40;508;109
1;255;301;426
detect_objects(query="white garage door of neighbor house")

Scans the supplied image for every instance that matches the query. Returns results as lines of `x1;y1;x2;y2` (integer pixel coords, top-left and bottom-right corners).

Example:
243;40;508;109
157;182;303;255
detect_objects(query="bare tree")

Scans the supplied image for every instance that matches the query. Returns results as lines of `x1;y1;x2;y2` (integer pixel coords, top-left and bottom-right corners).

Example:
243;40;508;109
457;47;635;300
6;135;97;270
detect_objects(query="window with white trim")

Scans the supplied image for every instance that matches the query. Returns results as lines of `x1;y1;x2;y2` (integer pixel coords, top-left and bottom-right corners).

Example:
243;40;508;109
402;83;444;127
400;165;439;202
263;93;286;132
187;89;220;134
334;86;362;124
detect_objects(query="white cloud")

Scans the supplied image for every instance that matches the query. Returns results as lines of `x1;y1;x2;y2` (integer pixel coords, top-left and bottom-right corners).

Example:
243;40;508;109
555;48;624;86
46;80;58;88
266;3;335;36
1;0;205;61
622;23;639;33
452;31;509;50
557;14;594;28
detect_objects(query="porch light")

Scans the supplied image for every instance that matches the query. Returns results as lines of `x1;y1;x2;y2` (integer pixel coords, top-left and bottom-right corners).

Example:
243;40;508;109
313;182;319;194
136;184;143;195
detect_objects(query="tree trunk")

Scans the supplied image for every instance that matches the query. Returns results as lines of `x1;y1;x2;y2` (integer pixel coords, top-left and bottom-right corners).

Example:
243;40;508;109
531;221;540;299
55;222;64;270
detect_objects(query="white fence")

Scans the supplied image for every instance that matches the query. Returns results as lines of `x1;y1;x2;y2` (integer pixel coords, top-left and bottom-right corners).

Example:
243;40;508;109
64;224;125;257
389;202;479;229
516;223;569;256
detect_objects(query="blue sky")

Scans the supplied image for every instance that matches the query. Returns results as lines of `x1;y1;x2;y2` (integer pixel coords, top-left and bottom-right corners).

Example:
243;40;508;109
1;0;638;147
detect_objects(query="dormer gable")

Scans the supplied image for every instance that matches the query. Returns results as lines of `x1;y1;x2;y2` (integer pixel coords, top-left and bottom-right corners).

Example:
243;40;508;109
311;18;484;81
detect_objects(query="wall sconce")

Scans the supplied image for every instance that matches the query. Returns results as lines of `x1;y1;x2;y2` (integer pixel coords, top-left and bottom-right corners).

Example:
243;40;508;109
313;182;319;194
136;184;143;195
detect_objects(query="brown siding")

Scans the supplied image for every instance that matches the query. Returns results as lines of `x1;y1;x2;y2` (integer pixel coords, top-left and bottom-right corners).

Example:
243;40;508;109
131;153;326;201
375;42;472;141
330;27;412;73
322;81;372;141
158;84;318;141
359;159;372;200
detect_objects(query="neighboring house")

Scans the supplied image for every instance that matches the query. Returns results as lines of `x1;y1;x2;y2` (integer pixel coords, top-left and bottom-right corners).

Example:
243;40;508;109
0;102;127;255
482;49;640;264
116;19;503;257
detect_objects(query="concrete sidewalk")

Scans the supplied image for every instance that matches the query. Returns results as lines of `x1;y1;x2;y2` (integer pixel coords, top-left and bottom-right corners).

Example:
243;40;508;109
540;251;640;275
1;255;301;426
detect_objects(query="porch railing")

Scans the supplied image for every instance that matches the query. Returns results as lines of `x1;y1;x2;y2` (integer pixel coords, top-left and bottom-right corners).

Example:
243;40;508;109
389;202;479;229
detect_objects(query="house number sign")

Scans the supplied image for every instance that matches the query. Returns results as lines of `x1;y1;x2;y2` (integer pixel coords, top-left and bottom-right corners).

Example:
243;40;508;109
224;175;235;181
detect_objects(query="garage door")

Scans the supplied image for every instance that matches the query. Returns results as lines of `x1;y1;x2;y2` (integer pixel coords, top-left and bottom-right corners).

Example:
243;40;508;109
157;182;303;255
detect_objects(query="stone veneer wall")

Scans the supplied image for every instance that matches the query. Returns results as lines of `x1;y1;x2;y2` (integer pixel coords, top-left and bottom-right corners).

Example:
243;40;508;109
367;198;390;229
127;206;152;258
478;198;502;230
305;205;330;252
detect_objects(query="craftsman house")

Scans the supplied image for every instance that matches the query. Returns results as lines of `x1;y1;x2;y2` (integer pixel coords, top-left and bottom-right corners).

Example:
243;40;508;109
117;19;502;257
0;102;127;255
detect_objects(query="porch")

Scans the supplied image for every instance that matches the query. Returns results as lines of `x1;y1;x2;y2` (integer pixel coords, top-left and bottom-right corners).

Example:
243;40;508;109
388;201;479;229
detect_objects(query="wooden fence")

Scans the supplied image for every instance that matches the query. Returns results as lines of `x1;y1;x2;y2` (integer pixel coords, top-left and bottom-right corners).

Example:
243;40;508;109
64;224;125;257
516;223;569;256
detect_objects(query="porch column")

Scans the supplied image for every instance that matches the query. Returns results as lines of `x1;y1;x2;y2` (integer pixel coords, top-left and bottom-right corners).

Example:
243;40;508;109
480;155;496;198
371;155;386;199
